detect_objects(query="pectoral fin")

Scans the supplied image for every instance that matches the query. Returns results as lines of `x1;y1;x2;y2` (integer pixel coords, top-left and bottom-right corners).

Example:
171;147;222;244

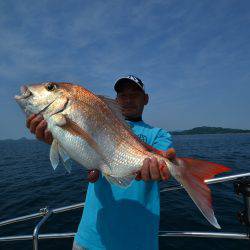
47;114;66;132
50;114;67;126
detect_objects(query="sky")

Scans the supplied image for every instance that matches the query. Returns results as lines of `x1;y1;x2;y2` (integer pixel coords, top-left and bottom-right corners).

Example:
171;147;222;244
0;0;249;139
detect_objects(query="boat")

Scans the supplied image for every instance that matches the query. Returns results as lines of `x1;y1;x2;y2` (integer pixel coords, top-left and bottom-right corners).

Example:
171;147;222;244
1;172;250;250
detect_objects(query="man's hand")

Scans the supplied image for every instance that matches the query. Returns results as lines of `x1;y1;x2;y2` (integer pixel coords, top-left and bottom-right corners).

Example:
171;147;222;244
136;148;176;181
87;170;100;182
26;114;53;144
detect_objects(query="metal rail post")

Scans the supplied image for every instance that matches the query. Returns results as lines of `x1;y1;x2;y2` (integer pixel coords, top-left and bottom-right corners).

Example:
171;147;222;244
32;207;52;250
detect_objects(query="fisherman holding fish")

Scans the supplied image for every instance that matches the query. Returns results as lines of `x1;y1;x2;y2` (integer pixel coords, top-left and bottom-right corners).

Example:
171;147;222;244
19;75;229;250
25;75;173;249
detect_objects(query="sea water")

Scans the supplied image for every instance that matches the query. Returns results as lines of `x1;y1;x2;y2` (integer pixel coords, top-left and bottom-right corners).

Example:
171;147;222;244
0;133;250;249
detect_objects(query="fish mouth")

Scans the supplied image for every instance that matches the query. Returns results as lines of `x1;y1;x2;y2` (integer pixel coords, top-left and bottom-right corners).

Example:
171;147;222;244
14;85;32;100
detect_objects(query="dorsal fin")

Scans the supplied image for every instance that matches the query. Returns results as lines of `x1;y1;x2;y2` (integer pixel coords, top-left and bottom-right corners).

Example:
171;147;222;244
97;95;131;130
139;141;177;160
139;140;165;155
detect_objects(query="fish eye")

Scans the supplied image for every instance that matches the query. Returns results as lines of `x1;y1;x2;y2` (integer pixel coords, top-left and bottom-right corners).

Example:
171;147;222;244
46;83;57;91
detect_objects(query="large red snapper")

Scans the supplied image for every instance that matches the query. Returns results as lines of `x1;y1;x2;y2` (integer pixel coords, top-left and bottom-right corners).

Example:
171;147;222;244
15;82;230;228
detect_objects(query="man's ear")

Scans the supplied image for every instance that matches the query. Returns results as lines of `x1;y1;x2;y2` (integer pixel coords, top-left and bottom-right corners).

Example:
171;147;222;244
144;93;149;105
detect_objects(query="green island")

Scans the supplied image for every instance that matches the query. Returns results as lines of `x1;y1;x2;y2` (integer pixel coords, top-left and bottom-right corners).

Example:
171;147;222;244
171;126;250;135
1;127;250;141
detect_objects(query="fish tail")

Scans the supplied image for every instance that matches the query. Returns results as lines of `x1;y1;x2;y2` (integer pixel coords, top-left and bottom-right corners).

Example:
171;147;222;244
171;158;230;228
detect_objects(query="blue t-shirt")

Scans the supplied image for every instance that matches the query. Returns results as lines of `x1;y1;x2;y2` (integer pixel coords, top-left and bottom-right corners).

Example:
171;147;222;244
75;121;172;250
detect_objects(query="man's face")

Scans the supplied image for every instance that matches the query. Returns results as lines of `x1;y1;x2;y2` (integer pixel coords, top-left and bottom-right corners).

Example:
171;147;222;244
116;83;148;119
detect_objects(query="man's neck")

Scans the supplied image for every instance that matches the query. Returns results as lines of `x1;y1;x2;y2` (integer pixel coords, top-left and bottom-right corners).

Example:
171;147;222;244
125;116;142;122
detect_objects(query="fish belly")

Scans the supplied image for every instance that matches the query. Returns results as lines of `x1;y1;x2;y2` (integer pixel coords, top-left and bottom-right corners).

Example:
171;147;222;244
51;126;103;170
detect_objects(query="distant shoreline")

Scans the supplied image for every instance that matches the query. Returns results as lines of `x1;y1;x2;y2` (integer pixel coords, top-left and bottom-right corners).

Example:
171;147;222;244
170;126;250;135
1;126;250;141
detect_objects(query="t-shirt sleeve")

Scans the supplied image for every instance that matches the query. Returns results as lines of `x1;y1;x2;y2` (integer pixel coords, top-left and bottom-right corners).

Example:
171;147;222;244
152;129;173;151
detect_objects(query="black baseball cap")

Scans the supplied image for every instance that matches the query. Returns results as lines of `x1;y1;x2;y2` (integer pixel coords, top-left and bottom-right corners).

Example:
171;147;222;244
114;75;145;93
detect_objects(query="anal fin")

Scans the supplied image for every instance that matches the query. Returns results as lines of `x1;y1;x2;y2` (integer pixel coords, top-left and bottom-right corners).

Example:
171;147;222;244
103;173;135;188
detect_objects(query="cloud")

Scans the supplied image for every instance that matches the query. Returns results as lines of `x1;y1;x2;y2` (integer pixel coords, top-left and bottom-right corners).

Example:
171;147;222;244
0;0;250;139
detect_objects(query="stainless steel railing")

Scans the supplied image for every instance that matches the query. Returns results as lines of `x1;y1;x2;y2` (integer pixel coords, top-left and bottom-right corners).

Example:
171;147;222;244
0;203;85;250
0;173;250;249
0;203;85;228
0;231;249;242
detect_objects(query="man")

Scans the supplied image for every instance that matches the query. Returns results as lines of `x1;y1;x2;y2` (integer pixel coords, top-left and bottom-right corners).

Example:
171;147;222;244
26;75;173;250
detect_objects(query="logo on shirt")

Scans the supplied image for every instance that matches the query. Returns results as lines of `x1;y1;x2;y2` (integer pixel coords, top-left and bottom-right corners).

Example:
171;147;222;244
137;134;147;143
